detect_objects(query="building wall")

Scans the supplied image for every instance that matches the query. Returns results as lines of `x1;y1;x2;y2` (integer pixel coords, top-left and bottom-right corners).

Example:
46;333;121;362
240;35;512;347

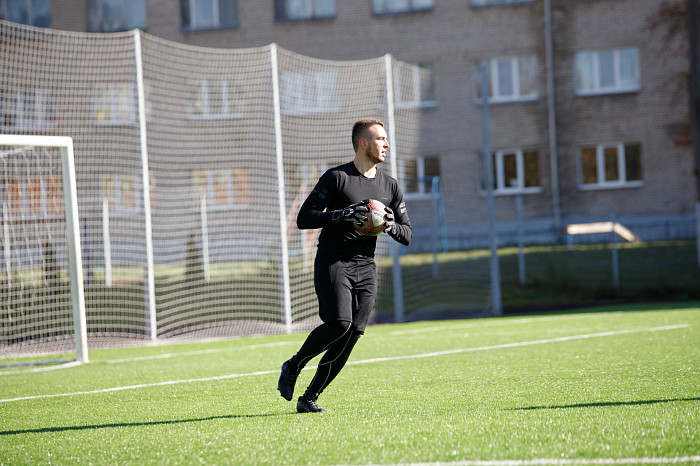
39;0;700;247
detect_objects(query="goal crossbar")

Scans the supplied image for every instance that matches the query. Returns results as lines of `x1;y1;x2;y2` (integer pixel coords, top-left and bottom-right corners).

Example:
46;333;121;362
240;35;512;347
0;135;88;364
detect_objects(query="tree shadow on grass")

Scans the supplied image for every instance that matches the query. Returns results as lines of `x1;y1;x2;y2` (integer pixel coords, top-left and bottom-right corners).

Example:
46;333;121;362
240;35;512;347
0;412;295;436
507;396;700;411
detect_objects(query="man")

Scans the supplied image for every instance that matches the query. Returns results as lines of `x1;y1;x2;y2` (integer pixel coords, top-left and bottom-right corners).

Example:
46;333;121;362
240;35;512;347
277;118;412;413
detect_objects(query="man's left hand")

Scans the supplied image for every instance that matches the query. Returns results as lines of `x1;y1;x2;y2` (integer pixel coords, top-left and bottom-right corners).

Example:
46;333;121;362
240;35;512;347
384;206;396;235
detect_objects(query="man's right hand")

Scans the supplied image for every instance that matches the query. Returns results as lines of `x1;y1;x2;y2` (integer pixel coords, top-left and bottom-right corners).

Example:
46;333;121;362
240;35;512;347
331;199;370;227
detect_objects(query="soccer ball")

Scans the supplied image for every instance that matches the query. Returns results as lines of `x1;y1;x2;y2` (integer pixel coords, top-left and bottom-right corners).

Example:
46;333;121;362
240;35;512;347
354;199;388;236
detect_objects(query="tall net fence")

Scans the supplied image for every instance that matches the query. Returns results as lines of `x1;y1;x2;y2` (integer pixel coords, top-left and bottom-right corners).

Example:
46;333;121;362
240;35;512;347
0;21;491;356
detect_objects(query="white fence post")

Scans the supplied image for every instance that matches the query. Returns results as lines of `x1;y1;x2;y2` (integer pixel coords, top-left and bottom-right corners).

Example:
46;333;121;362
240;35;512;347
134;29;157;341
384;54;406;323
3;202;10;286
200;194;211;282
270;44;293;333
102;197;112;287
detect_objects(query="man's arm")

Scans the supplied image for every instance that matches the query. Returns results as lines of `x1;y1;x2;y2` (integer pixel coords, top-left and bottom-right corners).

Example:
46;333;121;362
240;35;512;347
296;179;334;230
297;173;370;230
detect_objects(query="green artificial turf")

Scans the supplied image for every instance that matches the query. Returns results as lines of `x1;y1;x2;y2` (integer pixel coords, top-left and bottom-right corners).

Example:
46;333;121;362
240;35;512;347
1;305;698;465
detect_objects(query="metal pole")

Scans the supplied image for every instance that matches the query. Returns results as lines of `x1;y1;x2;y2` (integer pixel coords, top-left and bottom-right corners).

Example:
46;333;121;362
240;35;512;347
385;53;406;323
200;194;210;282
134;30;157;341
480;65;502;316
611;210;619;292
516;194;526;286
270;44;293;333
102;197;112;287
3;202;10;287
544;0;562;233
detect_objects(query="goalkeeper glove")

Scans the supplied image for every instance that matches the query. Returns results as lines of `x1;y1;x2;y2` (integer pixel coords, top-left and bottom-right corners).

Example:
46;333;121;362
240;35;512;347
384;206;397;236
331;199;370;227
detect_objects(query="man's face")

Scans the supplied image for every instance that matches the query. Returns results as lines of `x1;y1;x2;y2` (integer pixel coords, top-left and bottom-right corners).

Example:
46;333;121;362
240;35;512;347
363;125;389;164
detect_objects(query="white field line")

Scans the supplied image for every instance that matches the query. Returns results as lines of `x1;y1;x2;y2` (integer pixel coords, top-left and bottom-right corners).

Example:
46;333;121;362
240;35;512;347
0;324;689;404
356;456;700;466
349;324;690;366
0;341;295;375
104;341;294;364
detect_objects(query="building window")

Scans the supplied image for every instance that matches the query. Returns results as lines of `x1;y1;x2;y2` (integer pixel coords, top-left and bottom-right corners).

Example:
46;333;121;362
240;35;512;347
181;0;237;31
580;143;642;188
5;175;63;218
0;0;51;27
401;156;440;199
373;0;433;15
1;88;57;130
470;0;533;7
192;168;250;209
574;47;639;96
394;63;437;109
480;149;540;194
87;0;146;32
187;78;243;120
474;56;538;104
275;0;334;21
280;70;338;115
100;174;140;214
93;83;136;125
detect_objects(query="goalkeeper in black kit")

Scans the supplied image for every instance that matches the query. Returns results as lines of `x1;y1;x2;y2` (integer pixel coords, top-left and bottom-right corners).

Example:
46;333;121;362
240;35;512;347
278;118;412;413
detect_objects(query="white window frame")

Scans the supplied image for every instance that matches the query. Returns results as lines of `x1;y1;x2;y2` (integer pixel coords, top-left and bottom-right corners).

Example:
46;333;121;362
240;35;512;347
574;47;640;96
470;0;533;7
480;149;541;195
579;142;643;190
278;0;335;21
1;89;57;130
93;83;136;126
100;174;141;215
400;156;440;200
280;70;338;116
88;0;147;32
192;168;250;211
1;0;51;27
394;64;437;110
187;77;243;120
372;0;433;15
189;0;220;28
474;55;538;104
184;0;237;30
4;175;64;219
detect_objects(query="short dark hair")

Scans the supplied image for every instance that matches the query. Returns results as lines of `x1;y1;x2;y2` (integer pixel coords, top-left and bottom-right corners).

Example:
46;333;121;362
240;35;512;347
352;119;384;152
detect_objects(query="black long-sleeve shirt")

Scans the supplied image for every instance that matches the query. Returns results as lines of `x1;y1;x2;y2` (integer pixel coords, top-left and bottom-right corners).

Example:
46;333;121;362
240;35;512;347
297;162;412;259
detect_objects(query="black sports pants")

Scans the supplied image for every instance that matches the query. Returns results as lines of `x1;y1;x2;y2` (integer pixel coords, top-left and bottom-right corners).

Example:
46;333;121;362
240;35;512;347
290;252;377;398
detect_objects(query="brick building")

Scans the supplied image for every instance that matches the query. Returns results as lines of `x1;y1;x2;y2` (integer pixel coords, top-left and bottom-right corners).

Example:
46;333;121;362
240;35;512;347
2;0;696;250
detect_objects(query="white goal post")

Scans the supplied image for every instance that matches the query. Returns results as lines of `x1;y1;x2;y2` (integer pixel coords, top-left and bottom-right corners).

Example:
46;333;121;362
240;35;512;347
0;135;88;364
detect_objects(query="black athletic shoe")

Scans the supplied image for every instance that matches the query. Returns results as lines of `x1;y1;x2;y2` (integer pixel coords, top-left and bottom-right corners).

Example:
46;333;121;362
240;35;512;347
296;395;325;413
277;360;299;401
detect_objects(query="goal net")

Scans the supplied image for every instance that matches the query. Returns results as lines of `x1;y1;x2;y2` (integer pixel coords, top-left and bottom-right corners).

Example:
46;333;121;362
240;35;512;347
0;135;88;362
0;21;492;357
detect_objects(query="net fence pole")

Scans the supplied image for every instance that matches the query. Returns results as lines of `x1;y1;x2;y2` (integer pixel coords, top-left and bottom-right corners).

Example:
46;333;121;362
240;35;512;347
384;53;405;323
516;194;526;285
480;65;502;316
2;202;9;286
544;0;562;232
200;194;211;282
102;198;112;287
134;29;157;341
271;43;293;333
